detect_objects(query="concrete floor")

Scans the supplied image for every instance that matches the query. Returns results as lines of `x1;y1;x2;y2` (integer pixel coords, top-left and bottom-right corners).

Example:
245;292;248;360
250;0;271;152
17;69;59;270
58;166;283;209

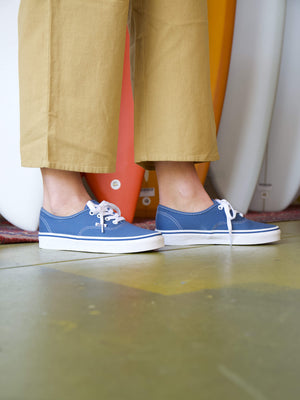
0;221;300;400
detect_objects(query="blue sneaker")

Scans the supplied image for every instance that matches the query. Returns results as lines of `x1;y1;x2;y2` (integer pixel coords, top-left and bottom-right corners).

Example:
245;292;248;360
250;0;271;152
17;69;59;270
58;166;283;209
156;199;281;246
39;200;164;253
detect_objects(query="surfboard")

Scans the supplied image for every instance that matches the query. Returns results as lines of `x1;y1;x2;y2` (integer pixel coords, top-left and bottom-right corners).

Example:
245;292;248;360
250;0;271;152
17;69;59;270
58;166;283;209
136;0;237;219
209;0;286;214
85;30;145;223
135;170;159;219
0;0;43;231
249;0;300;212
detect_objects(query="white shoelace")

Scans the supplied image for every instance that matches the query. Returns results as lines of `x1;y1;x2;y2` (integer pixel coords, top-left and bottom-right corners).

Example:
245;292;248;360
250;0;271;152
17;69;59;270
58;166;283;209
87;200;125;233
216;199;243;245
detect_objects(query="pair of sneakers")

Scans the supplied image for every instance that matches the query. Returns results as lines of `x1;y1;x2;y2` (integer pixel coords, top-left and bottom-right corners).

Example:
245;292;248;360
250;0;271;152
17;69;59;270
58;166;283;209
39;199;281;253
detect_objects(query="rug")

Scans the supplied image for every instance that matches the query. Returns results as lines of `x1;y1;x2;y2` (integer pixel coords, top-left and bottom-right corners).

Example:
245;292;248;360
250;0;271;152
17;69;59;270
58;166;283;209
0;219;39;244
1;205;299;245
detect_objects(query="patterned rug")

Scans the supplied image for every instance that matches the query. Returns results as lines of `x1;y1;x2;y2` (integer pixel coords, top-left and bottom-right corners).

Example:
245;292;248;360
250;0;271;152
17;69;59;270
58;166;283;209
1;205;300;245
0;219;39;244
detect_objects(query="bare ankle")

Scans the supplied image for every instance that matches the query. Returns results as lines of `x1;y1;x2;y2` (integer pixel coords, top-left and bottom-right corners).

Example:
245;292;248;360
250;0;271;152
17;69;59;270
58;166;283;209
41;168;92;216
43;195;91;216
155;161;213;212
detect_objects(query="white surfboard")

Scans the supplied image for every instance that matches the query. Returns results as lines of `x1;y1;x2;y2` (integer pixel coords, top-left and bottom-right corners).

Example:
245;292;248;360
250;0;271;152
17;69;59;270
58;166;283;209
0;0;43;231
209;0;286;214
249;0;300;212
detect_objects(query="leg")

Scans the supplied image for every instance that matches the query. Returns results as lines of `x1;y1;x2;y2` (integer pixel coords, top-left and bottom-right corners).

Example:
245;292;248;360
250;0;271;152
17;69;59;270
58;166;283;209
130;0;280;245
129;0;218;170
18;0;164;253
19;0;129;173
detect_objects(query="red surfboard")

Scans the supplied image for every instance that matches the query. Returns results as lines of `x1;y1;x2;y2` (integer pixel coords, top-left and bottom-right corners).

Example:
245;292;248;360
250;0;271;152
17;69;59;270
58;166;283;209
84;30;144;222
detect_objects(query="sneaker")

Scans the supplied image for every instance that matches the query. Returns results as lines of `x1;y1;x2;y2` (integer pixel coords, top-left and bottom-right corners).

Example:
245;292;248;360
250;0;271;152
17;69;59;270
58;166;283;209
156;199;281;246
39;200;164;253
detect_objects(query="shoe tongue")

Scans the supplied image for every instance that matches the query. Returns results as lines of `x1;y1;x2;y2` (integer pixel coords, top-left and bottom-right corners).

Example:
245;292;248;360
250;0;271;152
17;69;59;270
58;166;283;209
84;200;99;211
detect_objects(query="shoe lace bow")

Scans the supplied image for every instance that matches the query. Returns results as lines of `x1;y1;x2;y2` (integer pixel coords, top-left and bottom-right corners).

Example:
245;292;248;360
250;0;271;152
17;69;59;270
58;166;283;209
87;200;125;233
216;199;243;245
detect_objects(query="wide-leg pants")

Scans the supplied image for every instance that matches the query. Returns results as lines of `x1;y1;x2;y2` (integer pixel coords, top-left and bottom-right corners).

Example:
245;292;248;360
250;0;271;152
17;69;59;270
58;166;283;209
18;0;218;173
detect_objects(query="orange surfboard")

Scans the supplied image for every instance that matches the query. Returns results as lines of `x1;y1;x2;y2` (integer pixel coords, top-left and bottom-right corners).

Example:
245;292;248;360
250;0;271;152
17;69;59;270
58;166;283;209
135;0;237;218
196;0;236;182
84;30;144;222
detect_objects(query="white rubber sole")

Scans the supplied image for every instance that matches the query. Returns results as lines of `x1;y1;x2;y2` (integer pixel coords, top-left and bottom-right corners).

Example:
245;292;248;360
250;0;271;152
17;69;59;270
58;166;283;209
158;228;281;246
39;232;165;253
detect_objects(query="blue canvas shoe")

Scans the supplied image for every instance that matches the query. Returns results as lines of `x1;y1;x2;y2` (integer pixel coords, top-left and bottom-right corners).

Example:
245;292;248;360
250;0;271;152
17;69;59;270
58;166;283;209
39;200;164;253
156;199;281;246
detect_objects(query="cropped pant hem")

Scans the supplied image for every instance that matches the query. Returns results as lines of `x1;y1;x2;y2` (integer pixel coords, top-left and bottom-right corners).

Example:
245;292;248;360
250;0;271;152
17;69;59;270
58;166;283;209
21;161;117;174
136;152;220;171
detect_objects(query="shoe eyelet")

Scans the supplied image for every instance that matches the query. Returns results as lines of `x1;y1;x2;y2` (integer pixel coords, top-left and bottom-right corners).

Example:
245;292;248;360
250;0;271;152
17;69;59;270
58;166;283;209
112;221;118;225
218;206;222;210
89;211;94;216
105;217;109;221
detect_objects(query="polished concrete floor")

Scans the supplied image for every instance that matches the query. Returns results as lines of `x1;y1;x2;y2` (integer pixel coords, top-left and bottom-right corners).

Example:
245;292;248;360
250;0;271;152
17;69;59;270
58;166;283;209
0;221;300;400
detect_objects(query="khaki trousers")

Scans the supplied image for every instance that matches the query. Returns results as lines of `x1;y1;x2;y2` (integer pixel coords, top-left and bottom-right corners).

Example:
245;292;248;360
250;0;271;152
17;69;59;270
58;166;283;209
18;0;218;173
